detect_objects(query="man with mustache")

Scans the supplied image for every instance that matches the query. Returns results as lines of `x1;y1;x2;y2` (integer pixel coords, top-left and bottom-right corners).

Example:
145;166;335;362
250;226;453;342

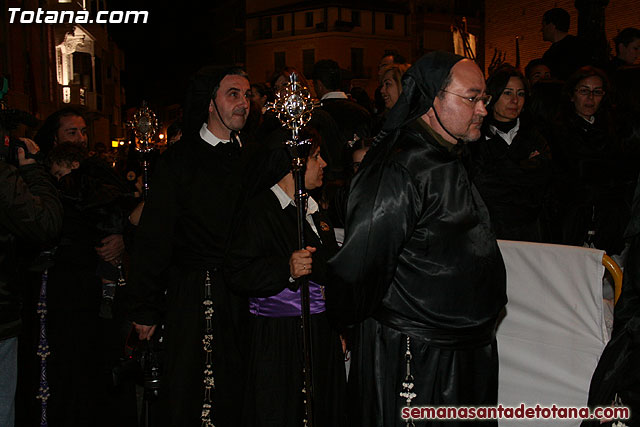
328;52;507;426
128;67;286;426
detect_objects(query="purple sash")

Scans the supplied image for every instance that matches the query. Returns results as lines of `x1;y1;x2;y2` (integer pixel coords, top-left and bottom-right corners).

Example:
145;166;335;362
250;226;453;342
249;280;326;317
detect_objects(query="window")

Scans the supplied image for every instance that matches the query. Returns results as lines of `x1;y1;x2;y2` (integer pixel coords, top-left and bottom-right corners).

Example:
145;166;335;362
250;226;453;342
305;12;313;27
454;0;481;17
259;17;272;39
277;15;284;31
351;10;361;27
303;49;315;78
95;56;102;93
274;52;286;72
73;52;93;88
351;48;364;78
384;14;394;30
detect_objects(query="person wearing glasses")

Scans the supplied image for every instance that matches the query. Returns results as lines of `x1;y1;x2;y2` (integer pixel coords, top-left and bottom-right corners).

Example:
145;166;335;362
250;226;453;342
551;66;632;255
467;65;553;242
328;52;506;427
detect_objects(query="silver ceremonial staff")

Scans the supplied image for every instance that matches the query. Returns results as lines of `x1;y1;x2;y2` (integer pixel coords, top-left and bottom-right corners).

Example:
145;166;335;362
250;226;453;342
266;72;320;427
127;101;158;199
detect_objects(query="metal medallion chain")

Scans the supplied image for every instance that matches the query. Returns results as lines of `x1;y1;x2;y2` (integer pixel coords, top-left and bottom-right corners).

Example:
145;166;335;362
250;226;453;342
399;336;417;427
201;271;215;427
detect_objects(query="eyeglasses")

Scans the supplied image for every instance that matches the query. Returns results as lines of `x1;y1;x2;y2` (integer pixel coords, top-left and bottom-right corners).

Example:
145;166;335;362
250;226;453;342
575;87;605;97
440;89;492;107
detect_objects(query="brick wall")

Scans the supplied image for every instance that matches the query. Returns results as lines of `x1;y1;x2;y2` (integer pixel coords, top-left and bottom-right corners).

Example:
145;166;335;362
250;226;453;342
484;0;640;75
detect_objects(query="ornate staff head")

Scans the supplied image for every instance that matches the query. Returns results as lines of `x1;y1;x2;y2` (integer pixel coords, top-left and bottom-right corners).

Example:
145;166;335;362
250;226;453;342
127;101;158;152
265;73;320;164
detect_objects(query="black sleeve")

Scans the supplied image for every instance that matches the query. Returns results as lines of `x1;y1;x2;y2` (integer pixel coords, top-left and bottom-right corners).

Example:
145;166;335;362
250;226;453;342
327;156;417;325
0;161;62;245
127;152;179;325
226;194;293;297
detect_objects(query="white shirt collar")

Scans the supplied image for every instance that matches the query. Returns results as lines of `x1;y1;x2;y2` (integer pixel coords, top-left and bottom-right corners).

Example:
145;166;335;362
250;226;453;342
487;118;520;146
199;123;231;147
271;184;319;215
321;91;348;100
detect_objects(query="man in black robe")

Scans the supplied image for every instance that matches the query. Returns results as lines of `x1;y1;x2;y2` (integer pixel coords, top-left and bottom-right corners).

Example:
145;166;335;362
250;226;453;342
128;67;285;426
328;52;507;427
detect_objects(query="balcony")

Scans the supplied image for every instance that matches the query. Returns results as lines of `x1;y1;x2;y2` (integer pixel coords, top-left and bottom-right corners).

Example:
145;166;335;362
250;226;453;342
60;84;98;110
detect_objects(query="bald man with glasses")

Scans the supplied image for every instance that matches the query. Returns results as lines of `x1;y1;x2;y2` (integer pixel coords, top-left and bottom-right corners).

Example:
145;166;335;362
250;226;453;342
329;52;506;427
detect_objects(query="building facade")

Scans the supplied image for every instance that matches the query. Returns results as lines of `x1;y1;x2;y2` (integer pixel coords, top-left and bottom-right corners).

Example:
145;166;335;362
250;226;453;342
411;0;483;68
484;0;640;75
245;0;412;95
1;0;126;146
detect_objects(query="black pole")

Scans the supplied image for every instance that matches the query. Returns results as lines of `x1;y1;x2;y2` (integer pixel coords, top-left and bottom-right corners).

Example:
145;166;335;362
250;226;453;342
141;141;151;200
289;146;314;427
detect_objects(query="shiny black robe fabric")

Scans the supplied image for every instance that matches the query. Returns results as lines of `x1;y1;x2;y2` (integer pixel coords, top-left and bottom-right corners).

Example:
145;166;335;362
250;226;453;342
127;134;287;426
226;190;346;427
328;118;507;426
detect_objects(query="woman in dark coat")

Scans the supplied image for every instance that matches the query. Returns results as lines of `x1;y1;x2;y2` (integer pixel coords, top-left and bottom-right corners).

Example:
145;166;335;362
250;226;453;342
551;66;633;255
467;65;553;242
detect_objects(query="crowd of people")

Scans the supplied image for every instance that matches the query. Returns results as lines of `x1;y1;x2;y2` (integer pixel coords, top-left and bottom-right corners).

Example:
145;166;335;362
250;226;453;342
1;6;640;427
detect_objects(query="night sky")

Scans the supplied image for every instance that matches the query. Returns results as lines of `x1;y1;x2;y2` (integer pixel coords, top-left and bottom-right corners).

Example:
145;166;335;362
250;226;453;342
107;0;242;111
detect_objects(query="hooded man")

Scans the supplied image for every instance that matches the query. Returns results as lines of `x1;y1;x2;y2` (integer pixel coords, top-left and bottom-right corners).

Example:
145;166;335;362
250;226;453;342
328;52;507;426
128;67;287;426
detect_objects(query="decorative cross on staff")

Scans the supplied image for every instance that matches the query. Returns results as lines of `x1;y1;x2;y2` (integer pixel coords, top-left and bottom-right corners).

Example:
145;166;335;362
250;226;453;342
126;101;158;199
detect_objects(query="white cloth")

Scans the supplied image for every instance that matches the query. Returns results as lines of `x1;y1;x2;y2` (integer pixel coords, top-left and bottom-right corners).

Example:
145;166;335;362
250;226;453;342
452;27;477;59
487;118;520;146
496;240;608;426
199;123;241;147
270;184;319;238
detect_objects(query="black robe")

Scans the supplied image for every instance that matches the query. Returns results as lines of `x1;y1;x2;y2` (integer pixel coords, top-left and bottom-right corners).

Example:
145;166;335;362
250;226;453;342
328;118;507;427
46;162;136;427
226;189;346;427
128;133;286;426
